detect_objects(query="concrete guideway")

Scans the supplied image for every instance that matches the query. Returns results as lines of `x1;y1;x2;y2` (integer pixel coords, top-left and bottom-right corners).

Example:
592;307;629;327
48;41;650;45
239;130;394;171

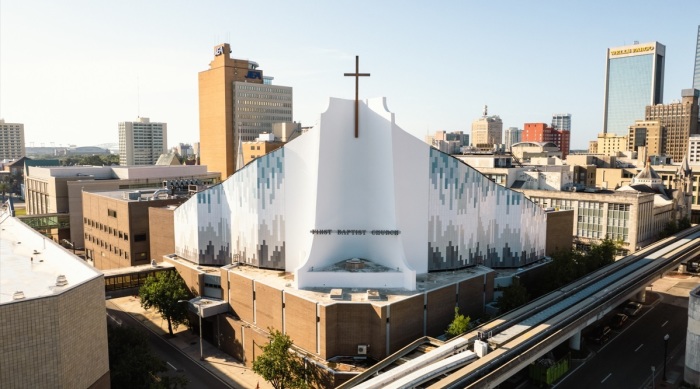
107;296;273;389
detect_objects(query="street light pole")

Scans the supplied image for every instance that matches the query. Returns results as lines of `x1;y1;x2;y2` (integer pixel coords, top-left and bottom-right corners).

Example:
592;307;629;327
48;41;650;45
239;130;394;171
663;333;670;381
198;302;204;361
178;299;204;361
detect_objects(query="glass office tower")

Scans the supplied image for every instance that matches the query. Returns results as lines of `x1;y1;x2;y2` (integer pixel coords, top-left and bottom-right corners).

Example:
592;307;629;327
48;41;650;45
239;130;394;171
603;41;665;137
694;26;700;91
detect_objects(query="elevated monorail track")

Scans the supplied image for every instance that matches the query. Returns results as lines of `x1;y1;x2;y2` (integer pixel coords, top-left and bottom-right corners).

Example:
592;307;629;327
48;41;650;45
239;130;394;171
347;226;700;389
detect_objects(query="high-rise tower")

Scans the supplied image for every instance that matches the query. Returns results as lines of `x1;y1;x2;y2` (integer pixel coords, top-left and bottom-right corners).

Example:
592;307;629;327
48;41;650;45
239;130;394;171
198;43;292;179
551;113;572;132
603;41;665;136
118;117;167;166
694;26;700;91
0;119;25;160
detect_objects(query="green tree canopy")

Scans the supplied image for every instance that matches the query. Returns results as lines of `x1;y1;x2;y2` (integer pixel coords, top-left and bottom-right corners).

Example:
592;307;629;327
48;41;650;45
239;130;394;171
253;329;326;389
497;278;530;314
446;307;471;339
139;271;191;336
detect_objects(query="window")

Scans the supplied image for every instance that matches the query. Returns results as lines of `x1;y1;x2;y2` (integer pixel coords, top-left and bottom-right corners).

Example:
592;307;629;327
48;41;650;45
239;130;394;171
134;234;147;242
124;233;129;241
108;209;117;218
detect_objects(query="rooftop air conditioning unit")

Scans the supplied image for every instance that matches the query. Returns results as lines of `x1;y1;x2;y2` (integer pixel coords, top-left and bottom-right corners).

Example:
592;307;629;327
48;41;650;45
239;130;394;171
357;344;368;355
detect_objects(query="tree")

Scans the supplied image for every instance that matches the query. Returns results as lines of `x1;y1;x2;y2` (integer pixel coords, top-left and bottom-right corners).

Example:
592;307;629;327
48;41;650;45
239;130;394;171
253;329;324;389
0;180;9;201
108;324;188;388
497;278;530;314
446;307;471;339
139;271;191;336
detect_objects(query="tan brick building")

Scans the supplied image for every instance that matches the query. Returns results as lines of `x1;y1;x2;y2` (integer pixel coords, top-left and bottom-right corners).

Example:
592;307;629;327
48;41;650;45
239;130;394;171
83;189;186;270
163;255;495;385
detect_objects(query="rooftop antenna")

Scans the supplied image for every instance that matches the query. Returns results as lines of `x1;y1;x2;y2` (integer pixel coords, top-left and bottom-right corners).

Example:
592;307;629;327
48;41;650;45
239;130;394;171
137;75;141;118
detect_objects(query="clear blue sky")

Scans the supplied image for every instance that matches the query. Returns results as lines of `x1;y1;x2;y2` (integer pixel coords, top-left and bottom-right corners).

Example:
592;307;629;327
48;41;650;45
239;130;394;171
1;1;699;150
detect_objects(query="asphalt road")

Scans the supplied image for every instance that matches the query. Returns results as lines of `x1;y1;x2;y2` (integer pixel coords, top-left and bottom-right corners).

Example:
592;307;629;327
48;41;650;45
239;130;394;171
555;301;687;388
106;301;234;389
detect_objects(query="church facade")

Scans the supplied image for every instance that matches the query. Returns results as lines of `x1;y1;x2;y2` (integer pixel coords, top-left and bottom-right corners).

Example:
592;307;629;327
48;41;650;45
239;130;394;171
174;97;547;291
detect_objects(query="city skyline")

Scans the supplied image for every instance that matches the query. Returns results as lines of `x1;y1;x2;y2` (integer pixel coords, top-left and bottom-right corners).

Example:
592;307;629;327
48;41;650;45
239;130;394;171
1;1;699;150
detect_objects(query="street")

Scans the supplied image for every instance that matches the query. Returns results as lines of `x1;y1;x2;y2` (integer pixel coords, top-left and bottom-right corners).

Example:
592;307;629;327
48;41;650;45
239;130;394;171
106;301;234;389
555;298;687;388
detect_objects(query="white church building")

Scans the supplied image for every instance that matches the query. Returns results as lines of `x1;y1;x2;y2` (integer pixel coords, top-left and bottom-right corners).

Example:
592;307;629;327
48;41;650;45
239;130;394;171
174;97;547;291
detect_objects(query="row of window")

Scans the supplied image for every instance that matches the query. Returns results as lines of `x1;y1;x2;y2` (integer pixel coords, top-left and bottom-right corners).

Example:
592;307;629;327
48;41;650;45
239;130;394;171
84;218;129;241
236;100;292;108
105;270;170;291
86;233;129;259
235;85;292;94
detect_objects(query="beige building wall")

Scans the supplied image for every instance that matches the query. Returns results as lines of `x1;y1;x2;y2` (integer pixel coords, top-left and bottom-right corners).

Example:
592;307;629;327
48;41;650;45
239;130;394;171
596;168;637;190
628;120;663;155
242;141;284;165
471;116;502;147
25;166;219;247
596;133;628;155
518;188;656;254
149;206;177;264
0;278;110;389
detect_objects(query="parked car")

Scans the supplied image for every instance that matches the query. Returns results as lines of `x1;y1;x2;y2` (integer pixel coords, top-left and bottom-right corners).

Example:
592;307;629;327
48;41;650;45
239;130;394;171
589;324;611;344
610;313;629;329
623;301;642;316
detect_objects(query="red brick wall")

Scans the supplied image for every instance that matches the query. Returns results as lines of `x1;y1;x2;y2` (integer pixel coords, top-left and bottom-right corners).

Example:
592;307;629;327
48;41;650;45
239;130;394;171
284;294;318;356
426;286;456;337
321;303;387;360
388;295;424;353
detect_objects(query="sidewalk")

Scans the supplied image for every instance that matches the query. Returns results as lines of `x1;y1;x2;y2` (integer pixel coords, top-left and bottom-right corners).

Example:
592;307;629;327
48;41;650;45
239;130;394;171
109;295;273;389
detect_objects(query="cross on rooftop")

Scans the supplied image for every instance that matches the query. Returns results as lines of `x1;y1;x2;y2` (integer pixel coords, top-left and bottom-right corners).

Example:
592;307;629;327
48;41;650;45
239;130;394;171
344;56;370;138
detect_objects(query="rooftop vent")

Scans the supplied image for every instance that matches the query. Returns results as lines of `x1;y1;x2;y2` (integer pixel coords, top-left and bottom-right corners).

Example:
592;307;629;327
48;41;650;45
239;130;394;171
366;289;381;301
56;275;68;287
330;289;343;300
12;291;25;300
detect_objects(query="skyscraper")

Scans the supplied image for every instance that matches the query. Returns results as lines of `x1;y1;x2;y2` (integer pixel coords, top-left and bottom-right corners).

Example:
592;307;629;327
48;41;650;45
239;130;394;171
694;26;700;91
198;43;293;179
0;119;25;160
644;89;699;162
603;41;665;136
118;117;167;166
504;127;522;151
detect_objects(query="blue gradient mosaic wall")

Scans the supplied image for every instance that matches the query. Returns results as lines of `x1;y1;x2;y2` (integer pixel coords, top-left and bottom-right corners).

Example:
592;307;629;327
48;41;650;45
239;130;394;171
428;149;546;269
175;139;546;271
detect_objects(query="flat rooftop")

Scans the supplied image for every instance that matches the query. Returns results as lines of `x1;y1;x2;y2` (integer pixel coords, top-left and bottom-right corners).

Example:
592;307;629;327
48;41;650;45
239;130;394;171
165;255;494;305
0;213;102;304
